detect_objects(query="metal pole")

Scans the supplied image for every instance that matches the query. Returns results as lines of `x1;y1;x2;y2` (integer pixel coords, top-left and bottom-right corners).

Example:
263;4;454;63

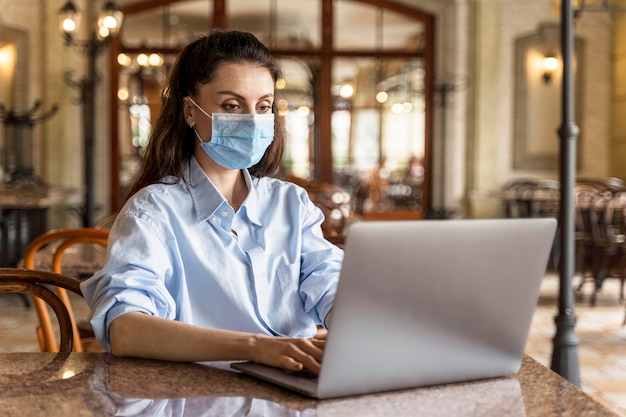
431;82;454;219
550;0;580;387
439;85;447;218
81;33;97;228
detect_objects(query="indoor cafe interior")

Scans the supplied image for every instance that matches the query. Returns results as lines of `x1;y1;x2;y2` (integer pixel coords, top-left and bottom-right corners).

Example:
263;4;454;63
1;0;626;415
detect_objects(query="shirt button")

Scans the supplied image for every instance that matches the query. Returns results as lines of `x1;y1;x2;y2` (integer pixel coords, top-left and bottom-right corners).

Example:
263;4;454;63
221;210;228;217
211;217;217;223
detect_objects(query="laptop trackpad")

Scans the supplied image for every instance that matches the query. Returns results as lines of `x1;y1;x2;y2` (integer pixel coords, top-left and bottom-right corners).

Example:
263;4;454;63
231;361;319;398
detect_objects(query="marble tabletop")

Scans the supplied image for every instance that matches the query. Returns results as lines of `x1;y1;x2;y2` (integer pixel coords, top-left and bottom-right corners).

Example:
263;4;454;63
0;353;617;416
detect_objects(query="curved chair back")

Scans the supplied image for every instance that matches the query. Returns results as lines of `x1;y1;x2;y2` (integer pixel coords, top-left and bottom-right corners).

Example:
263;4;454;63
93;213;118;230
22;228;109;352
0;268;82;352
283;176;352;246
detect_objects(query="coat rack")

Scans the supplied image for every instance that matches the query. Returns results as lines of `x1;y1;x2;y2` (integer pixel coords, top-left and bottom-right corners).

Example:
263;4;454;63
0;100;60;270
0;100;58;188
429;74;467;219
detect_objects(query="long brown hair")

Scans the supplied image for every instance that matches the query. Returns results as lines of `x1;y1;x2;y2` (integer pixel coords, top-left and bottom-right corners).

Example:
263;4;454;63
125;30;284;200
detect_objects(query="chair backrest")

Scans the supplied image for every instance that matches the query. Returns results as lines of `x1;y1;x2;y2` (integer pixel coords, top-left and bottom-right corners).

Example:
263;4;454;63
501;178;560;218
501;178;542;218
93;213;118;230
531;179;560;218
0;268;82;352
577;177;624;194
284;176;353;242
574;183;603;236
22;228;109;352
597;191;626;247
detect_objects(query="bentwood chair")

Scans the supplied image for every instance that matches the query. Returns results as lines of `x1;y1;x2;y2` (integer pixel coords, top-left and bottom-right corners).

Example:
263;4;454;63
93;213;117;230
22;228;109;352
283;176;352;248
574;184;626;305
597;192;626;301
0;268;82;352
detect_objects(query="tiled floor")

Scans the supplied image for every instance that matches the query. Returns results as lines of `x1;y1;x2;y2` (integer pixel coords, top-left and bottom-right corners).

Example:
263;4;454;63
1;274;625;415
525;273;626;416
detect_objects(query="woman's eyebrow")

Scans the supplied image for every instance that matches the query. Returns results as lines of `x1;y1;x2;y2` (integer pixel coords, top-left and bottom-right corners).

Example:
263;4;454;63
218;91;274;100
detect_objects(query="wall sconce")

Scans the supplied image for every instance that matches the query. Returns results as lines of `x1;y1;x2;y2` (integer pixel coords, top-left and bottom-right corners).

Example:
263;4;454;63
542;53;558;84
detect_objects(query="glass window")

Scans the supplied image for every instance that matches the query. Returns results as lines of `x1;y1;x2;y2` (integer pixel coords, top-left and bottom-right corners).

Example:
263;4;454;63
381;8;425;51
275;57;316;179
331;110;351;170
379;59;426;166
331;57;425;213
228;0;319;51
334;1;377;49
228;0;270;44
274;0;320;49
121;1;213;49
334;1;424;51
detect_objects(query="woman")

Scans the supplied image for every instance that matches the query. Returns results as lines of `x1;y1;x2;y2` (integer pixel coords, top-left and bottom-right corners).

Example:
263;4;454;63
81;30;343;374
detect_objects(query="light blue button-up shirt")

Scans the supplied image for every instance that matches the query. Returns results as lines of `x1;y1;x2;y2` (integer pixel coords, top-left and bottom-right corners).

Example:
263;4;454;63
81;157;343;350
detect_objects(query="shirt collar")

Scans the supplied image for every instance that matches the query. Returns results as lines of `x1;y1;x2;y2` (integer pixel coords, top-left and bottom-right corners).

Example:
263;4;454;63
240;170;262;226
185;156;262;226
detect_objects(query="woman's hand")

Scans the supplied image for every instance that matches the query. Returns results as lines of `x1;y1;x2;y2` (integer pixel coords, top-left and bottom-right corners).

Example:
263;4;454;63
314;326;328;341
109;312;328;374
249;334;326;374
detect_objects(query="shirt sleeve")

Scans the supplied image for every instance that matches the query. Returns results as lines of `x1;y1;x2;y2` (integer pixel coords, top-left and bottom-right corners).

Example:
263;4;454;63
80;211;177;351
296;191;344;326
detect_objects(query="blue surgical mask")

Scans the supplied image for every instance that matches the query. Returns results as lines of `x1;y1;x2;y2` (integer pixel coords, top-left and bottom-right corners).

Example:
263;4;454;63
188;96;275;169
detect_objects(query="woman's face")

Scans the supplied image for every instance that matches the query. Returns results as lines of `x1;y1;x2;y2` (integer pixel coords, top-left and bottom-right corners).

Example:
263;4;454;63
184;62;275;144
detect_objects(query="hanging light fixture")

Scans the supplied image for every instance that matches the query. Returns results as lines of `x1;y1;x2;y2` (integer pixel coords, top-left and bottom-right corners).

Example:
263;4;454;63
58;1;123;46
58;1;80;43
97;1;124;40
56;0;124;227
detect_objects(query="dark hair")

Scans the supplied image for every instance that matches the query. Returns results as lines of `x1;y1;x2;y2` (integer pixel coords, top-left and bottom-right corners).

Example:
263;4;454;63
126;30;284;200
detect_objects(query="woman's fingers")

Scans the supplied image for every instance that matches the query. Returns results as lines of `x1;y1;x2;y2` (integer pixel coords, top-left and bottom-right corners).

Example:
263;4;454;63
277;338;325;373
252;334;327;374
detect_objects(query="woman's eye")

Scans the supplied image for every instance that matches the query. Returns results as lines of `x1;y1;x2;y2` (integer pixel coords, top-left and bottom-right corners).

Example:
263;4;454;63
222;103;240;112
257;105;272;113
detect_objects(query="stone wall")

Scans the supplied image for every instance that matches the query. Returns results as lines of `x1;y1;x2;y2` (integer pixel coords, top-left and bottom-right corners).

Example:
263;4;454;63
468;0;620;218
612;0;626;181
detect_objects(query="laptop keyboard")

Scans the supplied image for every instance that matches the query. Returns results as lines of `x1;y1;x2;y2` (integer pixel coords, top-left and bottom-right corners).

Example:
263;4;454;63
285;368;319;382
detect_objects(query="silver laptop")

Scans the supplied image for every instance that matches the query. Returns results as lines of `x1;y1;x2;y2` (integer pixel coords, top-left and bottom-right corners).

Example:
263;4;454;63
231;218;557;399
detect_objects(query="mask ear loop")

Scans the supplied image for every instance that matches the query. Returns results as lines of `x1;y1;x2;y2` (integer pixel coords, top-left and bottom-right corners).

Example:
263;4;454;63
186;96;212;143
187;96;213;120
193;126;208;143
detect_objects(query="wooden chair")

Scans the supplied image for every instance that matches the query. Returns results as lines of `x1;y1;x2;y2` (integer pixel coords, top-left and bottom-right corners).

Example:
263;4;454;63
93;213;117;229
501;178;541;218
574;184;604;301
284;176;352;247
573;184;626;305
0;268;82;352
22;228;109;352
597;192;626;301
